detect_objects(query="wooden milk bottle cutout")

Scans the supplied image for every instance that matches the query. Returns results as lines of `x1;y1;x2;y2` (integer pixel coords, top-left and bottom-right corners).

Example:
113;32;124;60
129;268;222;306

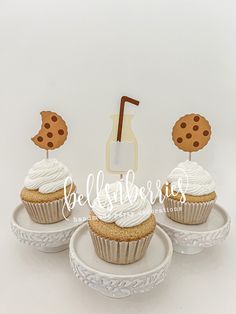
172;113;212;160
106;96;140;175
31;111;68;158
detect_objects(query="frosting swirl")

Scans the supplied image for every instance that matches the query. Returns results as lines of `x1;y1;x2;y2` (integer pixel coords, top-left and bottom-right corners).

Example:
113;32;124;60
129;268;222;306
92;181;152;227
24;158;71;193
167;160;215;196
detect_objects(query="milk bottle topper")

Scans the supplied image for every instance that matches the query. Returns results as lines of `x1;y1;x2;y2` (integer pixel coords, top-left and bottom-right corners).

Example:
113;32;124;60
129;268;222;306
107;96;140;175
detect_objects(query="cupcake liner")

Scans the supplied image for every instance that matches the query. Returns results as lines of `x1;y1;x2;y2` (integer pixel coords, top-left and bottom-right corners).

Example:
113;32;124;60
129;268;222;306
22;198;71;224
89;228;153;265
164;197;216;225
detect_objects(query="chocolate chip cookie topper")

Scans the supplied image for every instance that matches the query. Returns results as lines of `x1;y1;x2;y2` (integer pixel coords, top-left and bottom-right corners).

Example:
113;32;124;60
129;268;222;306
32;111;68;157
172;113;211;160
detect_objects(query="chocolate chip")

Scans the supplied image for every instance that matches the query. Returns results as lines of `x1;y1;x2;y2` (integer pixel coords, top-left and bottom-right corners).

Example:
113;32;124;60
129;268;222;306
51;115;57;122
193;125;199;131
186;133;192;139
180;122;187;128
177;137;183;143
47;142;53;148
47;132;53;138
44;123;50;129
193;141;199;147
37;136;43;142
58;129;64;135
194;116;200;122
203;130;209;136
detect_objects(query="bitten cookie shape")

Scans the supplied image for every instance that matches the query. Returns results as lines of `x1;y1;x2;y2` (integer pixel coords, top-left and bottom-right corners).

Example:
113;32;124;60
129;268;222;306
32;111;68;150
172;113;211;152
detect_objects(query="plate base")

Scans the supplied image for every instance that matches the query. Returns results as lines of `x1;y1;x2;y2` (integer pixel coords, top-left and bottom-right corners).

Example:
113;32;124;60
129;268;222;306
173;243;203;255
37;244;69;253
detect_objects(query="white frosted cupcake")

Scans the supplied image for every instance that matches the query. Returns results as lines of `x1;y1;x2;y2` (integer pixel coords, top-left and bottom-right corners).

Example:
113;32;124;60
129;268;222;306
88;181;156;264
20;158;76;224
162;161;216;225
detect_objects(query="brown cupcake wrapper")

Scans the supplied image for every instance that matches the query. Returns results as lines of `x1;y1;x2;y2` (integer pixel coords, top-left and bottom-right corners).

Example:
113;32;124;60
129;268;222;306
89;228;154;265
22;198;71;224
164;197;216;225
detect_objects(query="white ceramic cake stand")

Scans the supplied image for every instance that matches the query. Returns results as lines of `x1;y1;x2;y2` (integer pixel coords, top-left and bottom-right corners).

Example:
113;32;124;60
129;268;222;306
69;224;173;298
154;202;231;255
11;202;89;253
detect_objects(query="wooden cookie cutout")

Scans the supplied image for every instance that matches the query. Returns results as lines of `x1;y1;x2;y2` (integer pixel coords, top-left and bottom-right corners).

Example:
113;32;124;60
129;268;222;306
32;111;68;150
172;113;211;152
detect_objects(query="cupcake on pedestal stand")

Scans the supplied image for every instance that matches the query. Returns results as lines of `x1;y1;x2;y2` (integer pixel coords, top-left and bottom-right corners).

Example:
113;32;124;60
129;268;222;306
11;111;88;252
69;96;173;298
155;113;230;254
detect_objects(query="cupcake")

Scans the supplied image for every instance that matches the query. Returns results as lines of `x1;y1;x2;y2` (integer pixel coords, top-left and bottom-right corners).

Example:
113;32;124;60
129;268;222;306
21;158;76;224
88;181;156;264
162;160;216;225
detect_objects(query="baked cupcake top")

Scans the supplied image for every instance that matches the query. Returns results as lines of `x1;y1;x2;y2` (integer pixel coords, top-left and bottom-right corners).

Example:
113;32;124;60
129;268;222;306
92;181;152;228
24;158;71;194
167;160;215;196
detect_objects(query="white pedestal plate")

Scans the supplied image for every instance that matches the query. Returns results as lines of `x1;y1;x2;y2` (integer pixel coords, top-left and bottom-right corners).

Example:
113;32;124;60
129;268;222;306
154;202;230;255
69;223;173;298
11;202;89;252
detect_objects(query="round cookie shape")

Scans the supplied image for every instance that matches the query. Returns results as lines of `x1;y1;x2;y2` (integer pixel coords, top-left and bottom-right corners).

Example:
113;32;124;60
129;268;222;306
172;113;211;152
32;111;68;150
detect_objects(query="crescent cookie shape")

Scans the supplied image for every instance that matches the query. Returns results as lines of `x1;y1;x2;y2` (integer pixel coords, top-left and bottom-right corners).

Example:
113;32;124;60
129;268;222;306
32;111;68;150
172;113;211;152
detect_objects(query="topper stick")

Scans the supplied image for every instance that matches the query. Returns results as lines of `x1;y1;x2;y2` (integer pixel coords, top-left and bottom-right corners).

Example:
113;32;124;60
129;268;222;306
46;150;49;159
189;152;192;161
117;96;139;142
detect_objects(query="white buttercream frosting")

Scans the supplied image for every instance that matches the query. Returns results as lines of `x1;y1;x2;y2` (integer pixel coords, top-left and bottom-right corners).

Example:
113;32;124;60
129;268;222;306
24;158;71;193
167;160;215;196
92;181;152;228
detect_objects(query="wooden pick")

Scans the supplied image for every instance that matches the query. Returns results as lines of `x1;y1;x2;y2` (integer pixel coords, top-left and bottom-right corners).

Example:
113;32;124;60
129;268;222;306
117;96;139;142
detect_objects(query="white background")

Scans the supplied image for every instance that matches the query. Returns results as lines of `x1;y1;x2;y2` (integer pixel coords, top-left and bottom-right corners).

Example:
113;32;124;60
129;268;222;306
0;0;235;313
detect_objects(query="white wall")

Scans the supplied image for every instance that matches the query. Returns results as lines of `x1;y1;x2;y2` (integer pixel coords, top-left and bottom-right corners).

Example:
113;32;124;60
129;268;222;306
1;0;235;210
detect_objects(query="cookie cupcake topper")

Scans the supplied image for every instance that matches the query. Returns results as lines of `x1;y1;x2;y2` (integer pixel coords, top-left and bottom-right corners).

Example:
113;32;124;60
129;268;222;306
32;111;68;157
172;113;211;160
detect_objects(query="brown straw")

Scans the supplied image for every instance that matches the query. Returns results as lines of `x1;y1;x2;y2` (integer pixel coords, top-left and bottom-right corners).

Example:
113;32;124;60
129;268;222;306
117;96;139;142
